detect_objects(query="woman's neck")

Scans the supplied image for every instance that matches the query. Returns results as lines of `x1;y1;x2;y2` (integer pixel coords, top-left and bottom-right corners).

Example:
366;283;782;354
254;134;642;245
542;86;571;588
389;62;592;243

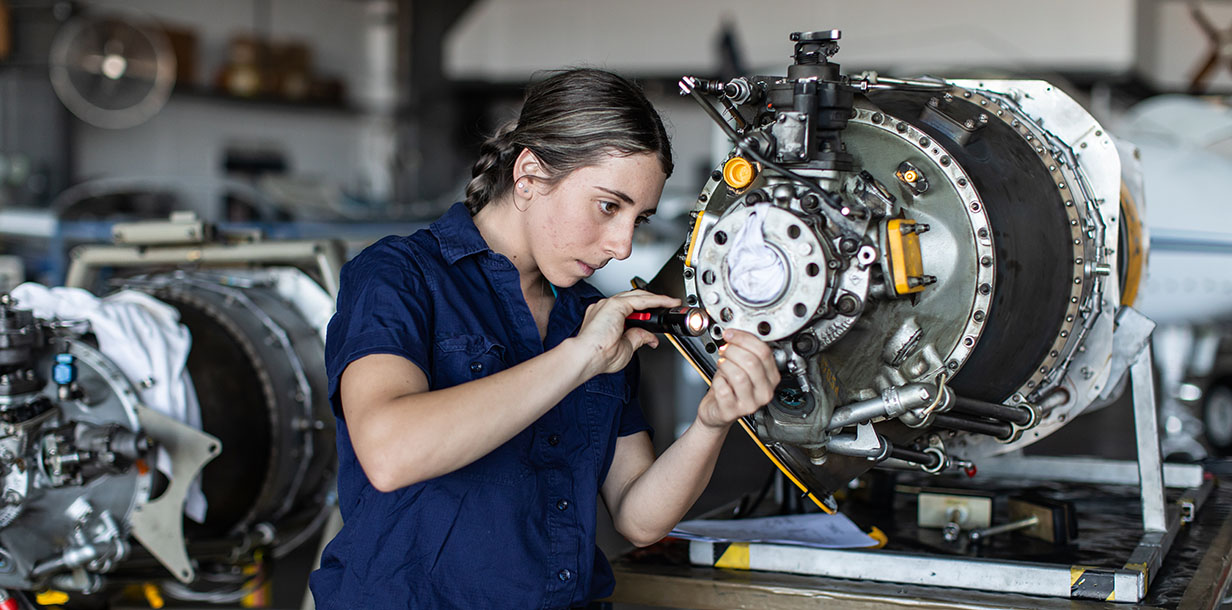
473;198;546;296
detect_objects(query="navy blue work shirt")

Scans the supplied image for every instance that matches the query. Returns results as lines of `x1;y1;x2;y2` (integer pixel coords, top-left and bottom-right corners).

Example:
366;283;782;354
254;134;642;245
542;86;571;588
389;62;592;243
309;202;651;609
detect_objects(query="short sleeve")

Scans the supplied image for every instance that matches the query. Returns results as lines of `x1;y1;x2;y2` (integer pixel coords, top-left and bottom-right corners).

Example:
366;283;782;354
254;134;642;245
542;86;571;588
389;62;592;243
617;354;653;439
324;238;433;417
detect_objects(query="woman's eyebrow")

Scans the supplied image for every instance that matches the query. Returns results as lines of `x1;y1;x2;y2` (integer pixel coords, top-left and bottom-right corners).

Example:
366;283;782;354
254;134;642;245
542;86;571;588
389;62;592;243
595;186;634;204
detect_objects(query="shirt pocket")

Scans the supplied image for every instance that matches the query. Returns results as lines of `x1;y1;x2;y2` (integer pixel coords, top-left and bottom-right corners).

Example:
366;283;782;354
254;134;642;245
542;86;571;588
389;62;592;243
432;334;507;389
432;334;529;486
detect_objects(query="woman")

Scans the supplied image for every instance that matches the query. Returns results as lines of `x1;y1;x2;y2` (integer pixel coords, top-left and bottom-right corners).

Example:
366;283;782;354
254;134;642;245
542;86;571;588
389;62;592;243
310;68;779;609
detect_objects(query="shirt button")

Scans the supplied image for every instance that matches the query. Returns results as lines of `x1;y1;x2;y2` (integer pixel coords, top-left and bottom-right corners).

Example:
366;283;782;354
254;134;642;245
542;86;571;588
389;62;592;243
557;568;572;581
556;499;569;511
547;434;561;446
469;362;483;374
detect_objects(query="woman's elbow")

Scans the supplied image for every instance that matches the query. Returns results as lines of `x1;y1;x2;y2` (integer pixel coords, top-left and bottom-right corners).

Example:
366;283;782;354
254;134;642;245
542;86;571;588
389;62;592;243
355;444;429;492
361;459;403;492
617;520;669;548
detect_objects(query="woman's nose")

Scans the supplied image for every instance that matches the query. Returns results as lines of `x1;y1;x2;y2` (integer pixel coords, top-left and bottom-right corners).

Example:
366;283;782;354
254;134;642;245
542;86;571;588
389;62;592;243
605;220;635;261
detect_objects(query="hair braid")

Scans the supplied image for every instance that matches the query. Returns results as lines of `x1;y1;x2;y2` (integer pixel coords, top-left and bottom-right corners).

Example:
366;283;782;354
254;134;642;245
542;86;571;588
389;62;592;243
464;121;518;215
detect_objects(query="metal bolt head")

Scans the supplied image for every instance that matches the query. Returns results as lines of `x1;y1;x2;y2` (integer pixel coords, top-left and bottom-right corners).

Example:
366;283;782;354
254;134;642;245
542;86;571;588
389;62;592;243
943;522;962;542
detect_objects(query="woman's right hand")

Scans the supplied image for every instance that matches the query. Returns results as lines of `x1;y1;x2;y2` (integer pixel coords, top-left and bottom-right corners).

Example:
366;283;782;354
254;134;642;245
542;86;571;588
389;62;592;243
572;289;680;377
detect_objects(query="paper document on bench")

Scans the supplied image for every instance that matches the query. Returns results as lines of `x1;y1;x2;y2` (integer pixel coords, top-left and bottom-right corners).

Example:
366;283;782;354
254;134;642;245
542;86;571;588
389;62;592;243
671;511;877;549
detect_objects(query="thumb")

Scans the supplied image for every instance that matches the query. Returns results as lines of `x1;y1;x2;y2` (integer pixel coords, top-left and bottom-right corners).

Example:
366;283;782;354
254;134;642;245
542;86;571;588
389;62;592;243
625;328;659;351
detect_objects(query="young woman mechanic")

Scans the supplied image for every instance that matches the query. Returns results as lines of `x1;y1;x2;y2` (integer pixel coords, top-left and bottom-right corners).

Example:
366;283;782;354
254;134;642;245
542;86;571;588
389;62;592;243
310;69;780;609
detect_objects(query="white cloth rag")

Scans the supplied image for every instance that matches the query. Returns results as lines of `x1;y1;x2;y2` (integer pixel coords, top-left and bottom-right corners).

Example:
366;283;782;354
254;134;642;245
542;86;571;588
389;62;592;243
10;283;207;523
728;205;788;304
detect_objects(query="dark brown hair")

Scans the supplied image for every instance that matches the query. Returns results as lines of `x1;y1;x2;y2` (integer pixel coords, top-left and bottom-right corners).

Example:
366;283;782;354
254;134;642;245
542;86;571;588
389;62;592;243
464;68;673;214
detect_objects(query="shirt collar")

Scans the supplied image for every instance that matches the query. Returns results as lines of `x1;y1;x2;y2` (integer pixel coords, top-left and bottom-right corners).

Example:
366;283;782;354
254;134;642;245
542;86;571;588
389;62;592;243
429;202;608;308
430;202;491;264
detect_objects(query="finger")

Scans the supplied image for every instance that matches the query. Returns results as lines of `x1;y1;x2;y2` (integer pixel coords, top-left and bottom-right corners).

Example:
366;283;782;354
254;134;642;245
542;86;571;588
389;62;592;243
720;333;779;387
722;328;773;358
610;291;682;312
710;373;736;413
719;343;777;404
717;357;758;414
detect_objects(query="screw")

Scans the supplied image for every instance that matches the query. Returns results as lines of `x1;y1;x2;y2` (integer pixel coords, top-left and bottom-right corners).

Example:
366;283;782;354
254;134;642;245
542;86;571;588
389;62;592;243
836;294;861;315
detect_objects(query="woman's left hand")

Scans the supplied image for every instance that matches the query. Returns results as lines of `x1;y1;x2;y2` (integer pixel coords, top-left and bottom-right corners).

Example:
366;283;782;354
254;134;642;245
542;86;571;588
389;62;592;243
697;328;781;429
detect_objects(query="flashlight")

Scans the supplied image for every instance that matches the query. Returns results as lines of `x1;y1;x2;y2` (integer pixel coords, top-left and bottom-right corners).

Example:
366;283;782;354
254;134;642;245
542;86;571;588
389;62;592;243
625;306;711;337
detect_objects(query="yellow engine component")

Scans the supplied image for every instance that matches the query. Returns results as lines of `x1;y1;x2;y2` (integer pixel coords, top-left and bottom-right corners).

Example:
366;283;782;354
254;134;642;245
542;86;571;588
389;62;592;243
142;583;165;609
1119;183;1146;307
722;156;756;190
887;218;925;295
36;590;70;605
683;210;706;268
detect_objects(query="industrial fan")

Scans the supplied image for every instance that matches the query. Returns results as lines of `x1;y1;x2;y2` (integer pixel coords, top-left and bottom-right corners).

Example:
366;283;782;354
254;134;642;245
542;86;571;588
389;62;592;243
48;11;176;129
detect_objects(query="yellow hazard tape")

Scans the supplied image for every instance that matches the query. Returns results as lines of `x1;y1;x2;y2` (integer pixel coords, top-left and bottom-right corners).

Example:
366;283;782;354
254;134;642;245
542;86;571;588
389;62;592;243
1070;565;1116;601
714;542;751;570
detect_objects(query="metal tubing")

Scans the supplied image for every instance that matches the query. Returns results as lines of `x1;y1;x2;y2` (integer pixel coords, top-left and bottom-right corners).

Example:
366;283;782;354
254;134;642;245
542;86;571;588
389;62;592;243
827;383;936;431
827;431;888;460
931;414;1013;439
889;446;940;470
826;396;890;430
952;396;1032;426
968;515;1038;542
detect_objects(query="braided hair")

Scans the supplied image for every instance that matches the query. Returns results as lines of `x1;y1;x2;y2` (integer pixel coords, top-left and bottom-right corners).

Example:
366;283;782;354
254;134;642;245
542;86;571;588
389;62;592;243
464;68;673;215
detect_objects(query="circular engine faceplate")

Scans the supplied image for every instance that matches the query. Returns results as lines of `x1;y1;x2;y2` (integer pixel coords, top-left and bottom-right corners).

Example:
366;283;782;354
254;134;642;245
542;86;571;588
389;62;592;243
694;204;829;341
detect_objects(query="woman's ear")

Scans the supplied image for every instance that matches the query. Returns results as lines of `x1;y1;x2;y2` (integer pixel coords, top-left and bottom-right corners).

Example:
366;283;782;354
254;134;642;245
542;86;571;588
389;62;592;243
512;148;545;193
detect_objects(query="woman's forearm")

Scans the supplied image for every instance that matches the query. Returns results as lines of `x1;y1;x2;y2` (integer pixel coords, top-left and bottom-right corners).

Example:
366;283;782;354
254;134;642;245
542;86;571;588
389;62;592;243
347;338;596;491
610;413;731;546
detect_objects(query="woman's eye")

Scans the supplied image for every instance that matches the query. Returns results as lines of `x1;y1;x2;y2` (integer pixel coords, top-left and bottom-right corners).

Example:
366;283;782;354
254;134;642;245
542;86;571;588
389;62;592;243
599;201;618;215
635;216;651;227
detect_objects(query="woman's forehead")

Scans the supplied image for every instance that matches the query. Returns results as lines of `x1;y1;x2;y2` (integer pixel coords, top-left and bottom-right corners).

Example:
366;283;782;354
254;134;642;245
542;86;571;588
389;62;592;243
569;153;665;208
